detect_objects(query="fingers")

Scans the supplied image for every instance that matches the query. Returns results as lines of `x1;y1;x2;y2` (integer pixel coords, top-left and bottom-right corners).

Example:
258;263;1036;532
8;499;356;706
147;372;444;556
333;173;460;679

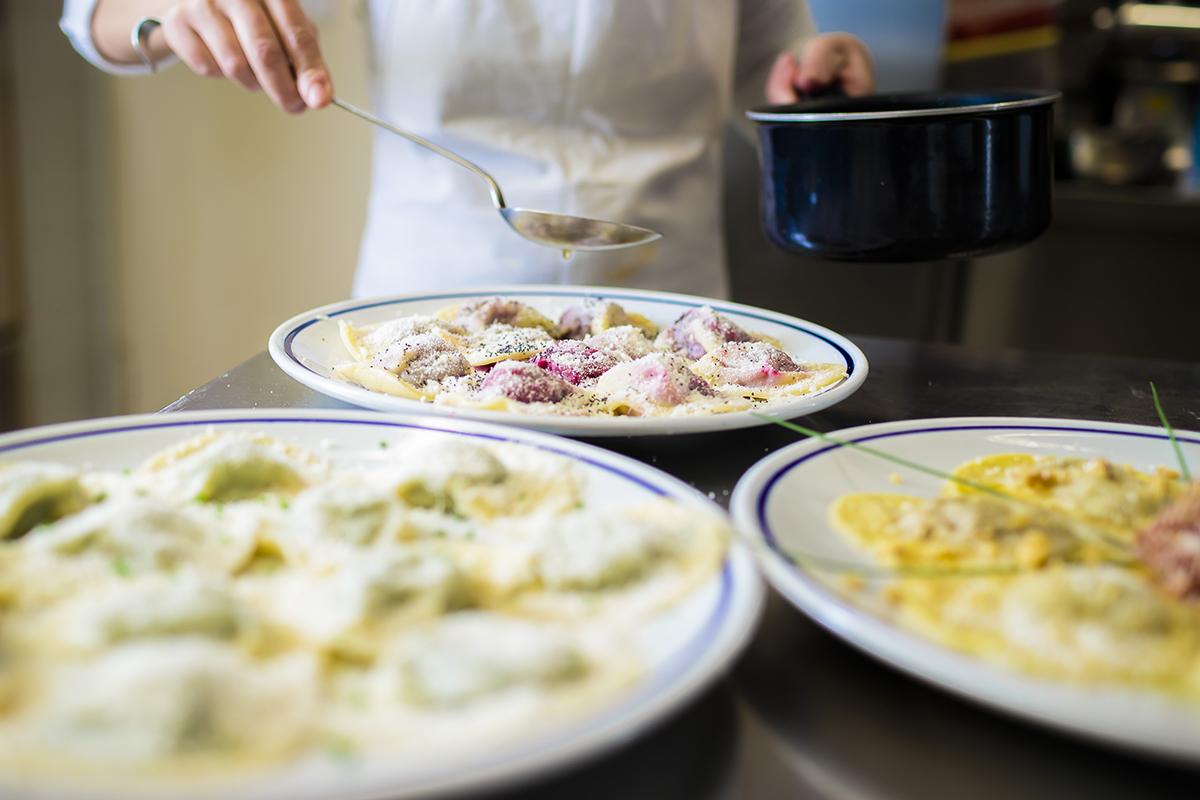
161;16;222;78
220;0;305;113
795;35;849;95
159;0;332;114
263;0;333;108
171;1;260;91
765;52;801;105
763;34;876;106
796;34;875;98
831;35;875;97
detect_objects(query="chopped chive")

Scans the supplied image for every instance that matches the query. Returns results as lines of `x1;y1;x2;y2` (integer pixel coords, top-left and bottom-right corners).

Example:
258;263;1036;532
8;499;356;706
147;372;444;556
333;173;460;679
325;737;357;764
752;415;1018;501
1151;382;1191;483
782;548;1134;579
753;414;1131;553
781;546;1019;578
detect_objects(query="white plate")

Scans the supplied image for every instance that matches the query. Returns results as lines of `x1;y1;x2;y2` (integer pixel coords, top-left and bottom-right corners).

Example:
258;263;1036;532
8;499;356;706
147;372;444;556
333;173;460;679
268;286;867;437
0;409;764;800
730;416;1200;764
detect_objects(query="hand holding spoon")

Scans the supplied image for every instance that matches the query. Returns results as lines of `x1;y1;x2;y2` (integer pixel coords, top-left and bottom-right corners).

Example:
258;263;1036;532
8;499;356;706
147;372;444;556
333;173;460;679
133;17;662;255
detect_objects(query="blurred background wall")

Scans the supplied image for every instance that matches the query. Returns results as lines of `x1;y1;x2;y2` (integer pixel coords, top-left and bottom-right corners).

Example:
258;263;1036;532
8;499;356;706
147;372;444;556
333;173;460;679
808;0;948;91
3;0;371;425
3;0;1199;431
103;0;371;418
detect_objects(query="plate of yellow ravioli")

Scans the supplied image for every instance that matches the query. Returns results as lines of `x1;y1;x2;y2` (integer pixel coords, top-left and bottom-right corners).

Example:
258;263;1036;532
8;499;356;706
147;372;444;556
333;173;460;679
268;286;867;437
730;416;1200;763
0;409;763;799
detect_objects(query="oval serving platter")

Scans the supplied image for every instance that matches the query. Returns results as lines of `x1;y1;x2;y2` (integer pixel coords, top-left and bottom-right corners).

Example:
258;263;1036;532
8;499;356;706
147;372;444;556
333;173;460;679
268;286;867;437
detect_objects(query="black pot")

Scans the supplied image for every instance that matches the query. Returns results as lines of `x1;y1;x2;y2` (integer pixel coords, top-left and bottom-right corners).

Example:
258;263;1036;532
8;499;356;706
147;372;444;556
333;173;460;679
747;90;1061;262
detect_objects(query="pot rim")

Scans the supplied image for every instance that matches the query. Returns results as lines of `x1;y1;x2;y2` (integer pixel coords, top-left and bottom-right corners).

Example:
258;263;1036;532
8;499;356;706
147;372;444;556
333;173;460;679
746;90;1062;123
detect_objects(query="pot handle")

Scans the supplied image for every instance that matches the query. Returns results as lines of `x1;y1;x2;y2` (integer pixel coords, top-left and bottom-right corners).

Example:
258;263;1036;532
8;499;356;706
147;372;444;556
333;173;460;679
800;84;848;101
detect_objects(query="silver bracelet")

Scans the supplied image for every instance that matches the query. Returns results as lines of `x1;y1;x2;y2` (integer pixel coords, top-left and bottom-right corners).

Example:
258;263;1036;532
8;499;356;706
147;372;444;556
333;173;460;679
131;16;164;73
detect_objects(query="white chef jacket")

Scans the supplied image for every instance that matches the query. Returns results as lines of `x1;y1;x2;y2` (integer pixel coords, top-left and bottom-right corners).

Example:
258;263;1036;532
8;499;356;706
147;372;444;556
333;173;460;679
61;1;815;300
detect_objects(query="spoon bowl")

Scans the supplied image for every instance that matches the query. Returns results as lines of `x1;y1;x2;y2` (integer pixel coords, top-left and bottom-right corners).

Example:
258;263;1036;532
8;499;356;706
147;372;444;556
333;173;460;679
500;209;661;251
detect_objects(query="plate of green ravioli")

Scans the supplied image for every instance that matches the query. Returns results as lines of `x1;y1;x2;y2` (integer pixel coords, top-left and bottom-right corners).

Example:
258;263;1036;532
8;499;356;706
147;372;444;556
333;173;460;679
0;409;763;799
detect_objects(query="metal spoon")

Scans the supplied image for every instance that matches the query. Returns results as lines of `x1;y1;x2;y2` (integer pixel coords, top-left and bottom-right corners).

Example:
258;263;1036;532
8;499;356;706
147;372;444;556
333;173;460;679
132;18;662;254
330;98;662;252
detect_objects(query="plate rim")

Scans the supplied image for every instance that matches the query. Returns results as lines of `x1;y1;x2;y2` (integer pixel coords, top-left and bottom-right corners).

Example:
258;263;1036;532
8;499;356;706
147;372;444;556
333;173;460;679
266;285;868;437
0;408;765;800
730;415;1200;764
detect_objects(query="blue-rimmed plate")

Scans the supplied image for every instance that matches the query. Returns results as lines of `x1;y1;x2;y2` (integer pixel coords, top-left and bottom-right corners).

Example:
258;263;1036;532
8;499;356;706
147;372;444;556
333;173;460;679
0;409;763;799
268;286;867;437
730;416;1200;764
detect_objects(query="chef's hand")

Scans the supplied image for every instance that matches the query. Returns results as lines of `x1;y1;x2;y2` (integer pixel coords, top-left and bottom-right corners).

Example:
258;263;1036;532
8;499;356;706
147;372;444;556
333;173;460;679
93;0;332;114
765;33;874;104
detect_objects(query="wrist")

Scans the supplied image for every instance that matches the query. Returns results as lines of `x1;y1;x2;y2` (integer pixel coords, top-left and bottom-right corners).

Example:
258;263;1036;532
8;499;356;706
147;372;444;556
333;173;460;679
90;0;174;64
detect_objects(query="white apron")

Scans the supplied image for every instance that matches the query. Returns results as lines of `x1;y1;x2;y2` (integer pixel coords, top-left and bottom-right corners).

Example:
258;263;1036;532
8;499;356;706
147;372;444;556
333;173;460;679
354;0;815;299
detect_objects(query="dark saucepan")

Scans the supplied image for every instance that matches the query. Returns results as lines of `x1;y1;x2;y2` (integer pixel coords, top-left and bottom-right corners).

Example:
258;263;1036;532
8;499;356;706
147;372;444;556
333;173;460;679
747;90;1061;262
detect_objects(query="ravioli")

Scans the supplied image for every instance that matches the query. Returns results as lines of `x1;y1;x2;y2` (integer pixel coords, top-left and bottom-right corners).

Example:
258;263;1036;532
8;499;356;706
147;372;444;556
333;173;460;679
510;500;729;620
558;298;658;339
19;573;253;656
7;497;257;610
325;612;640;755
436;297;558;335
138;432;326;503
24;641;318;767
830;453;1200;698
0;430;728;785
946;453;1181;541
243;547;471;660
334;297;847;419
892;567;1200;686
831;493;1094;570
0;462;91;540
338;315;466;363
692;341;847;401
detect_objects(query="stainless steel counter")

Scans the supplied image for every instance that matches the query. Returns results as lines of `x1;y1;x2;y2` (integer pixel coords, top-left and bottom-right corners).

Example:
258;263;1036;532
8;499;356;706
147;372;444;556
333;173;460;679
164;337;1200;799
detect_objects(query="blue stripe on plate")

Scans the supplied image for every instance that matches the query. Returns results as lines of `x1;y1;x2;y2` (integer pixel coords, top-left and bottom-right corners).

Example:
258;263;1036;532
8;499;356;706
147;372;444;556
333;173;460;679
580;559;735;731
282;291;856;377
0;416;670;496
637;561;734;697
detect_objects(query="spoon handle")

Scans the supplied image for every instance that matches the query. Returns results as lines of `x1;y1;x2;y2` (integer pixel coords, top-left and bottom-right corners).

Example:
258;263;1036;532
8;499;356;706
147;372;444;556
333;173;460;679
331;97;507;210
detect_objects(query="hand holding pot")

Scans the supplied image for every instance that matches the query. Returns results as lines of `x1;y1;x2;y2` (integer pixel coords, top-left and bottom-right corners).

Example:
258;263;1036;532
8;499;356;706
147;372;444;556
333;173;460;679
766;33;874;103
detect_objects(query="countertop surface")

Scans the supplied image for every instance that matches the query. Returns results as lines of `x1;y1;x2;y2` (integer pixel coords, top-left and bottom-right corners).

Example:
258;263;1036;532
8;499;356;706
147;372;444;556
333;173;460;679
164;336;1200;799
